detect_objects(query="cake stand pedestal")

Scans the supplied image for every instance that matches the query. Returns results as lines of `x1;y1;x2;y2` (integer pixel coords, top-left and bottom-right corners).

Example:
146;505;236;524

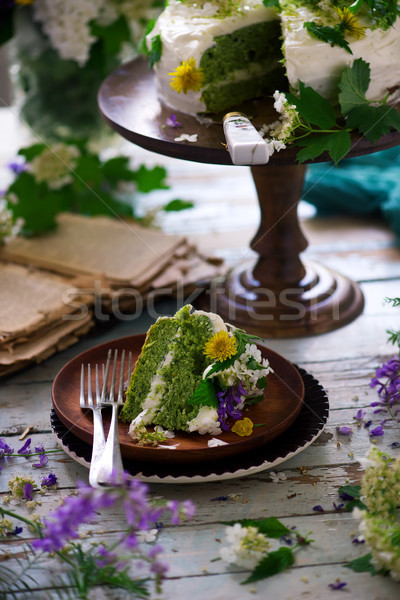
98;57;400;337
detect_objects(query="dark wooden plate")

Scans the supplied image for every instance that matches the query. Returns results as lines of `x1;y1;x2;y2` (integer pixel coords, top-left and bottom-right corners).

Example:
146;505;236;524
52;334;304;464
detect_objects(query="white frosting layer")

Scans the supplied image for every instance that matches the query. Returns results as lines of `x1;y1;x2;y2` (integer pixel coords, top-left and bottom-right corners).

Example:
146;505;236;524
147;0;276;114
148;0;400;115
282;6;400;103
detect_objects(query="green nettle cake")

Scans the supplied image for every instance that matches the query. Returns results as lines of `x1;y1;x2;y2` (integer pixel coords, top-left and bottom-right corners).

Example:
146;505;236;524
146;0;400;115
119;305;272;444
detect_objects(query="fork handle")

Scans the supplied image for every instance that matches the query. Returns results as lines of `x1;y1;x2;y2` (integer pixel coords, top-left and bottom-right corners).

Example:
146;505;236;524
96;403;124;486
89;408;106;486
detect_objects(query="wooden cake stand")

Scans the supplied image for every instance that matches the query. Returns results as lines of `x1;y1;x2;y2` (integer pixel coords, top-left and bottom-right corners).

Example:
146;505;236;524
98;57;400;337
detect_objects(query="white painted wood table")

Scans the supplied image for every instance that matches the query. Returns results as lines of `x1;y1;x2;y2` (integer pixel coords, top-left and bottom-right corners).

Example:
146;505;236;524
1;149;400;599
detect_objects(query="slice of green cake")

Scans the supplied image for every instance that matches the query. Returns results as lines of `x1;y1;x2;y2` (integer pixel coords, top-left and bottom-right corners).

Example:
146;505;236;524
121;304;273;441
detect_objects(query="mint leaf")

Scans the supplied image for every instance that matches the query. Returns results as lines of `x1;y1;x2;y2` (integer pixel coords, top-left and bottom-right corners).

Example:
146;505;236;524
287;82;336;130
163;199;194;212
222;517;291;538
304;22;352;55
338;58;371;114
296;130;351;165
346;553;380;575
149;34;162;68
346;104;400;143
242;547;295;584
188;379;218;408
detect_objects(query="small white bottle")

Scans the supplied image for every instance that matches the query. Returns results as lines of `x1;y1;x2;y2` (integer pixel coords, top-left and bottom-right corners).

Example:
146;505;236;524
223;112;270;165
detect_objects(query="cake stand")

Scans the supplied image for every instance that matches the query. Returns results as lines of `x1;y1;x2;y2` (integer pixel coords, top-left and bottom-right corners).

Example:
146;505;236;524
98;57;400;337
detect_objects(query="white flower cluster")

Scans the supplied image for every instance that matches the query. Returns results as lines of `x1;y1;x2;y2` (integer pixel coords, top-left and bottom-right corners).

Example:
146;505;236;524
269;91;301;143
29;143;80;190
33;0;107;66
353;448;400;582
220;523;271;569
0;199;23;243
214;343;272;396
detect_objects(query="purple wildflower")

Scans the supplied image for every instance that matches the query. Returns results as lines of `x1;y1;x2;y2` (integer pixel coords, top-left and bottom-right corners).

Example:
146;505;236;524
41;473;57;487
8;159;26;174
391;442;400;448
96;545;118;567
364;420;372;428
336;426;352;435
333;502;344;511
370;425;384;437
0;438;14;458
328;581;347;590
165;114;181;128
6;526;23;536
217;382;247;431
33;454;49;468
23;483;33;501
339;491;354;501
312;505;324;513
211;496;228;501
17;438;31;455
352;537;365;544
34;444;45;453
353;409;365;421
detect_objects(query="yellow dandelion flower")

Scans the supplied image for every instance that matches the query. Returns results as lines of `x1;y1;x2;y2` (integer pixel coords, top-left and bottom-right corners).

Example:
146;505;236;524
231;418;254;437
336;7;366;40
203;330;238;362
169;58;205;95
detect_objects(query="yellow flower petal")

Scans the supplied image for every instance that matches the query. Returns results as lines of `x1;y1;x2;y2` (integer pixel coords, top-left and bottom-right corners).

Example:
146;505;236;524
336;7;366;40
231;418;254;437
203;330;238;362
169;58;205;95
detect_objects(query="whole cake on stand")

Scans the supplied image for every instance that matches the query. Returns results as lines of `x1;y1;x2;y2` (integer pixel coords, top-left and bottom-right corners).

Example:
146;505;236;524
98;0;400;337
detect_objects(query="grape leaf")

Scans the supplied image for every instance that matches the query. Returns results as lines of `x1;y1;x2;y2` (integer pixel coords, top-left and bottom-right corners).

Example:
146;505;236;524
304;22;352;55
241;547;295;584
346;104;400;143
286;82;336;130
296;130;351;165
346;553;380;574
338;58;371;114
188;379;218;408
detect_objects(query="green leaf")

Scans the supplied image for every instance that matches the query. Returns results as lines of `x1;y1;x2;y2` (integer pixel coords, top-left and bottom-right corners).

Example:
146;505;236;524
18;144;47;161
188;379;218;408
163;199;194;212
304;22;352;55
101;156;136;184
346;553;380;574
0;9;14;46
296;130;351;165
139;18;156;54
263;0;280;7
90;15;131;57
149;34;162;68
132;165;169;193
257;376;267;390
286;82;336;130
345;498;367;511
222;517;291;538
338;484;361;499
338;58;371;114
241;547;295;584
346;104;400;143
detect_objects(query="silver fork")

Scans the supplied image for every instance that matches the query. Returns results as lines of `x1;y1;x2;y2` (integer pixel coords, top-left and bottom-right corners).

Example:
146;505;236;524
95;349;132;487
80;349;112;487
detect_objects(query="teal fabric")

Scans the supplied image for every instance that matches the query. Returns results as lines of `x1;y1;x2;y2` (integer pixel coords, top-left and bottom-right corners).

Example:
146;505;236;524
303;147;400;240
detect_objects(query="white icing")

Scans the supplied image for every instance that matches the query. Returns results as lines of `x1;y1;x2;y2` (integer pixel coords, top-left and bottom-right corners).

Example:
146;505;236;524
147;0;277;114
192;309;227;333
282;7;400;103
148;0;400;116
188;405;222;435
140;345;176;424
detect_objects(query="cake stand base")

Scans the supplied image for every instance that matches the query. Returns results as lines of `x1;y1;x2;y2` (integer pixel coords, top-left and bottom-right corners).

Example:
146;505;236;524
201;258;364;338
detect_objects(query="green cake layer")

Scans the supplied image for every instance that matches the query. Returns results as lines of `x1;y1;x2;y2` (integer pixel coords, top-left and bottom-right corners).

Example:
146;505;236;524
120;305;214;431
200;20;286;113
